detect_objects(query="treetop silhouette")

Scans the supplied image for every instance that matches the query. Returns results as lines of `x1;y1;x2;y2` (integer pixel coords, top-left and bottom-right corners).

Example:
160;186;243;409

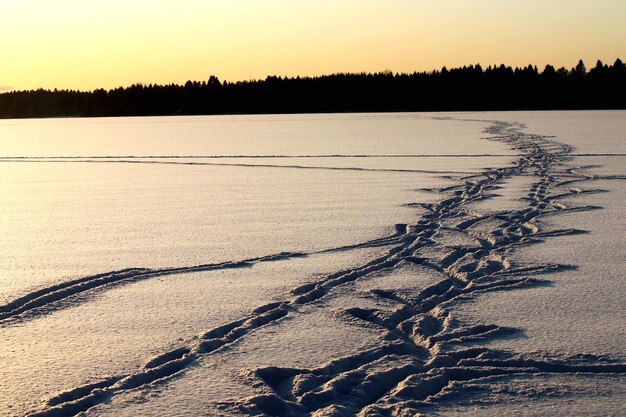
1;59;624;119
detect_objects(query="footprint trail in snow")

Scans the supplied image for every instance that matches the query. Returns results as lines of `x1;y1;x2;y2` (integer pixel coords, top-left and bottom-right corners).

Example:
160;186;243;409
9;119;625;417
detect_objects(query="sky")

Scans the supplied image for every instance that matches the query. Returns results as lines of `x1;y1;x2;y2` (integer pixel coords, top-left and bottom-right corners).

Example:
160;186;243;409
1;0;625;91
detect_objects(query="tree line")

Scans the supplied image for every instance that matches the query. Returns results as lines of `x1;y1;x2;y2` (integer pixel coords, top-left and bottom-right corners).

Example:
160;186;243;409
1;59;624;119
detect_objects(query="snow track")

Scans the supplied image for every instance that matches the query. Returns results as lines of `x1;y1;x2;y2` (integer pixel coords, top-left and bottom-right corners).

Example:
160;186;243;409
15;119;626;416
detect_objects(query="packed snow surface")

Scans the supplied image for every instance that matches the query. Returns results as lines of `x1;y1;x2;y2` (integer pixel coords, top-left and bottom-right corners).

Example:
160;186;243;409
0;111;624;416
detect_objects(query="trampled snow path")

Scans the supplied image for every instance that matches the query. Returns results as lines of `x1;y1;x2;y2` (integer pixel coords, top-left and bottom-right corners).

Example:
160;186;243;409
7;120;625;416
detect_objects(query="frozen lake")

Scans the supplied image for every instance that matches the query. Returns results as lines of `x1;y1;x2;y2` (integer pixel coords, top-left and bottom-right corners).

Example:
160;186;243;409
0;111;624;416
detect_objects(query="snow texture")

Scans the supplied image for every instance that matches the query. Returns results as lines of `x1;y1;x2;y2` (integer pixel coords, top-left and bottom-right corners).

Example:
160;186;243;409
0;112;624;416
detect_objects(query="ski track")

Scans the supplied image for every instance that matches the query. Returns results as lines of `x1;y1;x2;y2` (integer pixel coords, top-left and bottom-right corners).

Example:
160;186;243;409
11;119;626;417
1;154;518;159
0;158;476;175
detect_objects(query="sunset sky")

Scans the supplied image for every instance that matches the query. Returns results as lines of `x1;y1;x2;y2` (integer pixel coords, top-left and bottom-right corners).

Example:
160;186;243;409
1;0;625;91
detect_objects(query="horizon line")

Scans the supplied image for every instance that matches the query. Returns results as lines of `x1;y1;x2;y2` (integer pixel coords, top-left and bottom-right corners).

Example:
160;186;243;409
2;57;623;94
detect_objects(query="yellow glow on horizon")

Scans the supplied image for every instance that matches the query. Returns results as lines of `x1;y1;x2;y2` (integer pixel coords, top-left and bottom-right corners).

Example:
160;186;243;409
1;0;625;91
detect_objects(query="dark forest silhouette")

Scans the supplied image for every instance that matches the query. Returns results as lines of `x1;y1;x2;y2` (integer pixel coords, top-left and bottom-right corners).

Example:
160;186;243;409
1;59;625;119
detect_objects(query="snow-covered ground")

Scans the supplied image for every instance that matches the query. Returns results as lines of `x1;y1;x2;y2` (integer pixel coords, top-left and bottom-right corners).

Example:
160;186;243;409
0;112;624;416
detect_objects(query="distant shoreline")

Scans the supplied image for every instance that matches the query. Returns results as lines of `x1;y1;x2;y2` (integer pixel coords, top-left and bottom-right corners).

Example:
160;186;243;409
1;108;625;123
1;59;624;120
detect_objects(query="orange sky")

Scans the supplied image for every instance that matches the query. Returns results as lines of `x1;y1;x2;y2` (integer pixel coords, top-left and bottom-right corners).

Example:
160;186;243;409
1;0;625;91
